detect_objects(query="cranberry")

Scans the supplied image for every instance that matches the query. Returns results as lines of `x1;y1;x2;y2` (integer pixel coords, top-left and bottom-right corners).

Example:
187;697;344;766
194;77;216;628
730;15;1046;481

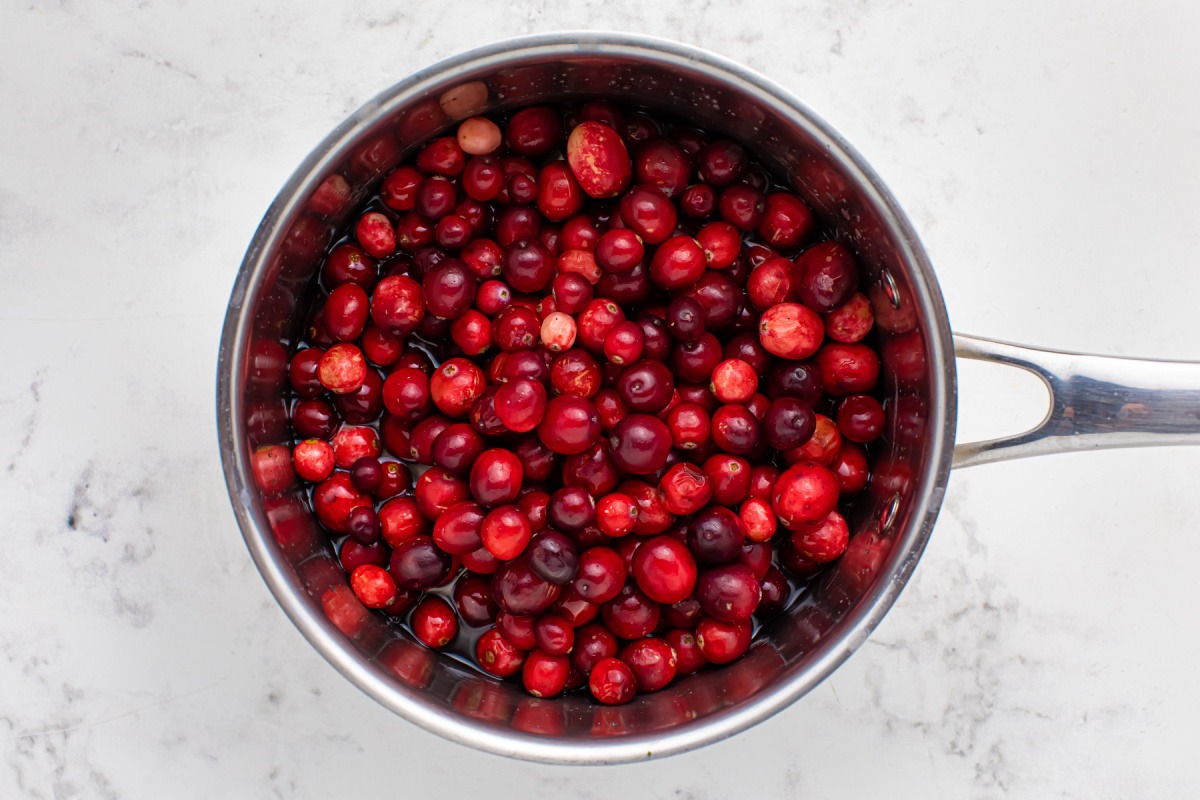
457;116;502;155
759;302;823;360
506;107;563;157
719;184;765;231
659;462;712;516
562;442;620;496
292;439;334;482
790;510;850;563
481;504;533;561
415;468;470;521
553;589;600;628
493;558;562;615
711;404;761;455
758;192;816;250
666;295;706;342
601;584;661;640
836;394;885;443
540;311;577;352
576;299;625;353
679;183;716;219
523;650;571;698
795;241;858;311
469;448;523;506
547;487;595;532
573;547;626;603
422;260;476;320
476;628;527;678
411;596;460;648
757;566;790;617
824;292;874;343
589;657;637;705
816;343;880;396
667;402;711;450
747;257;796;311
527;530;580;585
537;161;585;221
633;136;689;196
552;272;594;314
537;395;601;455
670;333;722;383
620;638;677;693
534;615;575;656
767;360;824;404
697;140;746;186
339;538;390;572
649;235;706;290
331;426;381;469
450;310;492;356
763;397;817;451
695;617;751;664
355;211;397;258
609;414;672;476
501;349;551;385
550;349;602;398
317;343;367;395
350;456;384;493
603;320;645;365
566;121;632;198
740;497;777;543
666;629;707;675
408;414;451;463
416;136;465;176
378;496;425;546
617;359;675;413
370;275;425;335
517;486;552;529
710;359;758;404
702;454;751;505
574;623;619;674
381;166;422;211
832;443;870;494
594;228;645;273
696;563;761;622
687;506;745;564
452;573;498;627
771;462;840;529
557;248;601;284
382;367;430;420
562;215;601;251
496;611;538;650
394;213;435;253
494;377;548;433
696;220;741;269
631;534;698;604
430;357;486;418
682;271;741;331
595;492;638;538
349;564;398;609
502;239;555;293
390;535;451;590
619;185;677;245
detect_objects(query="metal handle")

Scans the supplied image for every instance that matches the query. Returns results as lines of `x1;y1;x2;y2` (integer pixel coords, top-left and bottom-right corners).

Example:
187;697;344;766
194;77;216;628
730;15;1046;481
952;334;1200;468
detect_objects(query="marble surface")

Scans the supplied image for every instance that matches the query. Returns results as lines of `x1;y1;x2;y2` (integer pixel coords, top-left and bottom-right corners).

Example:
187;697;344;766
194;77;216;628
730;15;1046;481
3;1;1200;797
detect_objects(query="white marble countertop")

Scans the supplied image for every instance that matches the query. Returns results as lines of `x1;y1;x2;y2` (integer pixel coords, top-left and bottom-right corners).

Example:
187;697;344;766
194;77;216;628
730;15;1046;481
4;2;1200;797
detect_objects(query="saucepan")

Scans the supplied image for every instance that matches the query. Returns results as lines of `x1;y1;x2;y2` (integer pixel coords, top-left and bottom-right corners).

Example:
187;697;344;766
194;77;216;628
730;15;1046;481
216;32;1200;764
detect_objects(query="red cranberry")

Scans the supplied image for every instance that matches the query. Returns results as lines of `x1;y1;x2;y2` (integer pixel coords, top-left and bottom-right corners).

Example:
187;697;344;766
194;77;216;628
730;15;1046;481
603;320;645;365
562;214;601;251
552;272;594;314
785;413;841;466
355;211;397;258
502;239;555;294
382;367;430;420
695;617;751;664
527;530;580;585
411;596;459;648
758;192;816;250
697;139;746;186
494;377;548;433
566;121;632;198
339;538;390;572
293;440;334;483
697;220;741;268
649;235;706;290
553;589;600;628
696;563;761;622
771;462;840;529
534;615;575;656
687;506;745;565
481;504;533;561
379;496;426;547
562;442;620;496
824;292;874;343
430;357;486;418
476;628;527;678
594;228;645;273
408;414;452;463
667;402;711;451
670;333;722;383
616;359;675;413
711;404;761;455
757;566;790;617
390;535;451;590
289;347;326;398
350;564;398;609
549;348;601;398
631;534;698;604
619;185;677;245
495;206;541;247
370;275;425;335
759;302;823;360
836;394;885;443
619;637;677;692
710;359;758;404
659;463;712;516
496;611;538;650
422;260;476;320
621;479;676;537
573;623;619;674
701;454;751;506
537;395;601;455
816;343;880;396
679;183;716;218
740;497;777;543
719;184;765;231
517;486;552;529
523;650;571;698
331;426;381;469
573;546;626;603
536;160;585;221
795;241;858;311
747;257;796;311
633;136;690;196
595;492;638;538
589;657;636;704
469;448;523;506
790;510;850;563
601;584;661;640
506;107;563;156
832;443;869;494
394;213;434;253
666;629;707;675
318;343;367;395
609;414;672;476
493;558;562;616
416;136;465;176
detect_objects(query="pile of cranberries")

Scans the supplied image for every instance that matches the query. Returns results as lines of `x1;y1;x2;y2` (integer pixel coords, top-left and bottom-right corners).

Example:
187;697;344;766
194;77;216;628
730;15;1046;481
266;100;885;705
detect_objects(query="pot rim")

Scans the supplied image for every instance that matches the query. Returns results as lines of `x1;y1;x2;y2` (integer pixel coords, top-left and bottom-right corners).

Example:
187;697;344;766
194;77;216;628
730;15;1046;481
216;30;957;764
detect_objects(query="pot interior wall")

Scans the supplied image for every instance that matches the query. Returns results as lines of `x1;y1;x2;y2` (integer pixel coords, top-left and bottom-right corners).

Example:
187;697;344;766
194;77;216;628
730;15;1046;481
225;42;945;752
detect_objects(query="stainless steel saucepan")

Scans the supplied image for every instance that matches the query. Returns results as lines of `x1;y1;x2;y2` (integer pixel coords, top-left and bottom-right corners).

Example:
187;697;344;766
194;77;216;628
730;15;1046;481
216;32;1200;764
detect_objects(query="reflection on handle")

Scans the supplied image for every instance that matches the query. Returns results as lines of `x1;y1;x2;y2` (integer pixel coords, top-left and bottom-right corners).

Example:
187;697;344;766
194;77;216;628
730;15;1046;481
952;334;1200;468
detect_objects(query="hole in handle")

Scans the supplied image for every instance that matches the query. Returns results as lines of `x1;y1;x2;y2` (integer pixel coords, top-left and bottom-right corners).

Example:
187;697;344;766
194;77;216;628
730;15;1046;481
956;355;1052;447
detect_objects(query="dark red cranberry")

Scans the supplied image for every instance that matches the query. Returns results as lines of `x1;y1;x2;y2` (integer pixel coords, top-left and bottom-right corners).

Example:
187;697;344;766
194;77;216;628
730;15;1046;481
616;359;675;414
619;185;677;245
548;487;596;532
453;573;499;626
339;538;389;572
390;535;452;590
492;557;562;616
601;584;661;640
634;136;690;197
836;394;885;443
495;206;541;248
832;443;869;494
502;240;554;294
679;183;716;218
666;629;707;675
662;597;702;629
666;295;706;342
506;107;563;156
552;272;593;314
594;228;644;273
763;397;817;451
469;448;523;506
711;404;761;455
757;566;790;617
609;414;672;476
718;184;765;231
637;313;672;361
527;530;580;586
562;442;620;496
687;507;745;565
573;623;619;674
795;241;858;311
696;563;761;622
682;271;741;331
430;422;486;476
517;486;552;530
670;333;722;383
697;139;746;186
421;260;476;320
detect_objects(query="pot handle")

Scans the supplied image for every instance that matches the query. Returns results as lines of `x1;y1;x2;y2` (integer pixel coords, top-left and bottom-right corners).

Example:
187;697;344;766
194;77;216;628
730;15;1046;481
952;334;1200;468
